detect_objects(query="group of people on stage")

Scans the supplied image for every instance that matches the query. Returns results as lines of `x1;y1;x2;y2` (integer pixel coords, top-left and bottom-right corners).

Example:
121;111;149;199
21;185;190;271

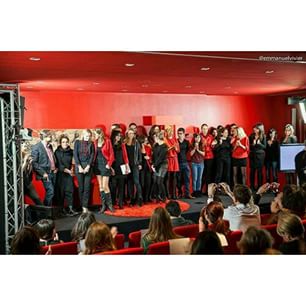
22;121;299;215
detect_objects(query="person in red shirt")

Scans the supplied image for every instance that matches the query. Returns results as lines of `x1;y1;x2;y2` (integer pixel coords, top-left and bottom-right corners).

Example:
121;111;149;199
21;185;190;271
200;123;215;194
94;128;115;213
231;126;249;185
165;126;180;199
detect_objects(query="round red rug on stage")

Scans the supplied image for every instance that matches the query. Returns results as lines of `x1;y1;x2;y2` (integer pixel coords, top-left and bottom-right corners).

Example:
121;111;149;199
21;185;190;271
104;200;190;218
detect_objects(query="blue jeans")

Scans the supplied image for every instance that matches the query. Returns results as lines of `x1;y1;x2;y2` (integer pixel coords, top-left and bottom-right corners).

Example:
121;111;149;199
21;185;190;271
42;172;56;206
191;162;204;192
177;162;191;196
265;161;278;182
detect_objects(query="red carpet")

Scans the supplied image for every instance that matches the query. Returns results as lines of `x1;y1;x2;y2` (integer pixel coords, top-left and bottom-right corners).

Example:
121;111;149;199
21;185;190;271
104;200;190;218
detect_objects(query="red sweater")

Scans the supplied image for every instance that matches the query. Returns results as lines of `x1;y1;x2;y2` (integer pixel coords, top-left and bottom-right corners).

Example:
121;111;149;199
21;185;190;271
231;136;249;159
144;144;153;170
94;138;115;167
200;133;214;159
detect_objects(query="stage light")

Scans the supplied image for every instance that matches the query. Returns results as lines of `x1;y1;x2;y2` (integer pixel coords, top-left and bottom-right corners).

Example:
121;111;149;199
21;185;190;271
265;70;274;74
29;57;41;61
125;63;135;67
200;67;210;71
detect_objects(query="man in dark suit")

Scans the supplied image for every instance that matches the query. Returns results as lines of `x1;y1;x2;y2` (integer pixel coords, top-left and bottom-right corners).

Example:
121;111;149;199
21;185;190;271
31;130;57;206
165;200;194;227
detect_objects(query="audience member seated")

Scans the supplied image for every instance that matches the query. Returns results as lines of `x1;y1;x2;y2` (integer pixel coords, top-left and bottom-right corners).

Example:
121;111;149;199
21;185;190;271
216;183;261;231
83;222;117;254
190;231;224;255
71;212;96;253
141;207;180;253
237;226;279;254
10;226;41;255
277;213;306;254
165;200;193;227
199;201;229;246
35;219;62;246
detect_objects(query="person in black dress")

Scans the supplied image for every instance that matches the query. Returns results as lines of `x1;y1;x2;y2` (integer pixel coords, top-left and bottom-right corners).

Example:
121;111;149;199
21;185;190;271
125;128;143;206
213;127;231;185
94;128;115;213
110;130;129;209
249;123;267;191
265;128;279;183
151;131;168;202
74;129;95;213
54;135;77;216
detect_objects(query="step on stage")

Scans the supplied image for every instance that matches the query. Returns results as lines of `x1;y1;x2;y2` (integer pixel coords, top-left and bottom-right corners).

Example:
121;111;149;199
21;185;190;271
48;194;274;242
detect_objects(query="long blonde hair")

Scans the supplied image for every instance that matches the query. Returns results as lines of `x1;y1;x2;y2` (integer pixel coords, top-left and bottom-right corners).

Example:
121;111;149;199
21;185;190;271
236;127;247;139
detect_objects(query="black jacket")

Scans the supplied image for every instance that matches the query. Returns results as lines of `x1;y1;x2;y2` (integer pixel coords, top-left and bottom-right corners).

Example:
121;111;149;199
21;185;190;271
31;141;55;180
55;146;73;172
213;137;231;160
171;216;194;228
295;150;306;184
152;143;168;170
126;141;142;167
73;140;95;172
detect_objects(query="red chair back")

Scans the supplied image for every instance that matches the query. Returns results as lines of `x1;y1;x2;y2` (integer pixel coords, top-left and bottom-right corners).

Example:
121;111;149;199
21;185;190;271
128;231;142;248
98;247;144;255
173;224;199;238
147;241;170;255
224;230;243;254
114;234;125;249
261;224;283;249
260;213;272;225
40;241;78;255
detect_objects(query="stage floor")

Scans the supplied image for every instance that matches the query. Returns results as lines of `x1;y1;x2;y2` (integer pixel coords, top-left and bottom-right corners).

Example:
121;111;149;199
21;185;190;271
55;194;274;242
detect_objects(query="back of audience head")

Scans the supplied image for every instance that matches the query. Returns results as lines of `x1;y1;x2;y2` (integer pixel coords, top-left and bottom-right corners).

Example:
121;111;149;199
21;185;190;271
35;219;56;241
238;226;274;255
165;201;182;218
203;201;229;235
191;231;224;255
282;189;306;218
71;212;96;242
233;184;252;205
277;213;305;242
145;207;177;242
10;226;40;255
84;221;116;254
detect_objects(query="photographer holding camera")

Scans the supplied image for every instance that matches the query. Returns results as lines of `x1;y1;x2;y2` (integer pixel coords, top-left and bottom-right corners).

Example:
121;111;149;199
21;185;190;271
206;182;260;232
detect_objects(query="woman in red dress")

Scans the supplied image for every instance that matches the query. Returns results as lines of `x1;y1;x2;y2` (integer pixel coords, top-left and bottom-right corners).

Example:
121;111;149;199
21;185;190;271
165;126;180;199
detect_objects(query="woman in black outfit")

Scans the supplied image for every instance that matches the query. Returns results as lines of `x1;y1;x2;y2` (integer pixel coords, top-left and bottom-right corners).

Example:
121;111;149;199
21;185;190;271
125;128;143;206
151;131;168;202
54;135;77;216
110;130;129;209
265;128;279;183
74;129;95;213
213;127;231;185
249;123;267;191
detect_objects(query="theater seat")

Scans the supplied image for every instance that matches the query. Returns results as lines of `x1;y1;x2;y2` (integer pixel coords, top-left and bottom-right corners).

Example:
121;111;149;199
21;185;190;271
40;241;78;255
173;224;199;238
261;224;283;249
98;247;144;255
224;230;243;254
260;213;272;225
114;233;125;250
128;231;142;248
147;241;170;255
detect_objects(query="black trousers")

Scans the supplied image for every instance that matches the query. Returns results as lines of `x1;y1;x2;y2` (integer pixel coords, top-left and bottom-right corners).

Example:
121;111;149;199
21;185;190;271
24;183;43;206
55;172;74;208
202;159;215;191
215;158;231;185
127;166;143;201
250;167;263;191
110;175;126;207
140;168;152;202
76;172;92;208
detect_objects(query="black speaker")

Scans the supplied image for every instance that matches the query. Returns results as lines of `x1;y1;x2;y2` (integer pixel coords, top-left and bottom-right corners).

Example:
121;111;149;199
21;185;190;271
25;205;61;225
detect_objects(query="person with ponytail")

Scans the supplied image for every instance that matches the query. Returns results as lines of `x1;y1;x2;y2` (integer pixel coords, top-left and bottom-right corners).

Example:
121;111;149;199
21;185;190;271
199;201;229;246
94;128;115;213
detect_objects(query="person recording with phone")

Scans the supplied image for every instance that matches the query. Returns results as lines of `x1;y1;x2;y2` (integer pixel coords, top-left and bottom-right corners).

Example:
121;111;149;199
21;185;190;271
31;130;57;206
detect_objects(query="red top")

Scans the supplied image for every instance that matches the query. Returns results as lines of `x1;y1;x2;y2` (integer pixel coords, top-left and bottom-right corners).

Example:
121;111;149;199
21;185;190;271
143;144;152;170
200;133;214;159
165;137;180;157
231;136;249;159
94;138;115;167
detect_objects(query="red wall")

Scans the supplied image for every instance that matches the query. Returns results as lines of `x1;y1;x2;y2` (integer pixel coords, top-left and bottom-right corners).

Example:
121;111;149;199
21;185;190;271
21;90;294;205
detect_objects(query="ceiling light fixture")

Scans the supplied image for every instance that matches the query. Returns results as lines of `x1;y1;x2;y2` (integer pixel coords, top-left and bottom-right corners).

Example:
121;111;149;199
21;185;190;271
200;67;210;71
93;82;100;85
265;70;274;74
185;85;192;88
125;63;135;67
29;57;41;61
